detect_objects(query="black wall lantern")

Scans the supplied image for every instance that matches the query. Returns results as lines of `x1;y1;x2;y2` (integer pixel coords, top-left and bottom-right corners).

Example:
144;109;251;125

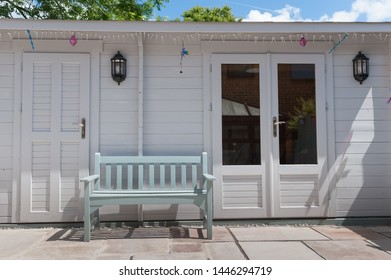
352;51;369;85
111;51;127;85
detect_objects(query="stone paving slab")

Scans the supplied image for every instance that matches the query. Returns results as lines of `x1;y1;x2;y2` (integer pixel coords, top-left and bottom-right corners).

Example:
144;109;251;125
311;226;387;240
240;241;323;260
304;240;391;260
366;226;391;233
230;226;329;241
0;229;56;259
131;252;208;260
204;242;246;260
366;239;391;254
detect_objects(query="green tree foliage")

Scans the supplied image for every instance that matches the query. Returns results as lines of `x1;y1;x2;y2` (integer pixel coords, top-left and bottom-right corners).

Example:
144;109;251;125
0;0;168;20
182;5;241;22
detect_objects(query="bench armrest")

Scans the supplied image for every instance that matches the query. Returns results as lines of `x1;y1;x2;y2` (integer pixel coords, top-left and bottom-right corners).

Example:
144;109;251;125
80;174;100;183
202;173;216;191
203;173;216;181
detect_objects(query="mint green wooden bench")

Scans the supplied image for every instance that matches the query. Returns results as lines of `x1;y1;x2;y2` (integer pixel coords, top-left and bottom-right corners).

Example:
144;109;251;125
80;152;215;242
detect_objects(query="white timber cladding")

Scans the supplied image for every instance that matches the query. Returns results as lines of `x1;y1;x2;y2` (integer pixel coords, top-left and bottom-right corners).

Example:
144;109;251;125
143;40;203;156
0;50;13;223
99;38;203;157
99;42;139;156
334;39;391;217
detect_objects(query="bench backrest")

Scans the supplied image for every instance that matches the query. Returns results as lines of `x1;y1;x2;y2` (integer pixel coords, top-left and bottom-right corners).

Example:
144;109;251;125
93;152;208;191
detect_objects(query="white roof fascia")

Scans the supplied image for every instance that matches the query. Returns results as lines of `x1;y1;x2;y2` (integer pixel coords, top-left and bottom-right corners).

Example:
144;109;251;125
1;19;391;34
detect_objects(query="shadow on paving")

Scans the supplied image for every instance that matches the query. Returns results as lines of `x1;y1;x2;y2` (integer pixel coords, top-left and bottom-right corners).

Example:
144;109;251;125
47;227;206;242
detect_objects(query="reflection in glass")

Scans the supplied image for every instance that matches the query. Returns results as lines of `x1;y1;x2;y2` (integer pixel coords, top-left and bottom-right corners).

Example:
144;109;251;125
278;64;317;164
221;64;260;165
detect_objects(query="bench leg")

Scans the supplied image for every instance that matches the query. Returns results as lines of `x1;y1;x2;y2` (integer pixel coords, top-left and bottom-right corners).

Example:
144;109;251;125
206;191;213;240
83;189;91;242
84;206;91;242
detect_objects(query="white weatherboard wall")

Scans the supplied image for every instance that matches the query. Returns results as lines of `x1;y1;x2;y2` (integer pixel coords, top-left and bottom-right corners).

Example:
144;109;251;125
100;41;139;156
143;40;203;156
334;39;391;216
0;46;13;223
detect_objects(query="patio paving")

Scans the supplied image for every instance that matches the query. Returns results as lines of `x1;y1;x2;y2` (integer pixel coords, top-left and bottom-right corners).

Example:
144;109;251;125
304;240;391;260
230;226;329;241
1;225;391;260
239;241;323;260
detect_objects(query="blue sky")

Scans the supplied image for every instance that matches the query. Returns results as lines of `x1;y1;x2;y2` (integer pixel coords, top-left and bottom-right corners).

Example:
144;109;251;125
154;0;391;22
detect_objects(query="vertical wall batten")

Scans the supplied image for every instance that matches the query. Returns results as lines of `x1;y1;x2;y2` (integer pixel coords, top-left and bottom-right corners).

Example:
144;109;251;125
138;34;144;156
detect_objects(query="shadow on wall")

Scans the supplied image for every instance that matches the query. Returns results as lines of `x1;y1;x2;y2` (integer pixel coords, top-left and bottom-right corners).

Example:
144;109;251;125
334;55;391;248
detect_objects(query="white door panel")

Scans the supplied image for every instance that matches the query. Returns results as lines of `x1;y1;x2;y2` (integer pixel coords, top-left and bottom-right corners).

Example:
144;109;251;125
20;53;90;222
212;55;269;219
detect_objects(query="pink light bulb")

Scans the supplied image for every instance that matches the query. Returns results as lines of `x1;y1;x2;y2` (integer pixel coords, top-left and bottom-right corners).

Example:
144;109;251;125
69;34;77;46
300;35;307;47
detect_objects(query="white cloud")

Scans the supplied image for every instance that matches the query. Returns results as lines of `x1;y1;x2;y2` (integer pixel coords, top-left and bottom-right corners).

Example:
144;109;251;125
244;0;391;22
243;5;304;22
352;0;391;21
320;10;360;22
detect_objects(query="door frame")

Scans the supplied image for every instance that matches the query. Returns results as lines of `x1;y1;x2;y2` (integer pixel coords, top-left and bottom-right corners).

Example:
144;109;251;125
11;41;102;223
211;53;330;219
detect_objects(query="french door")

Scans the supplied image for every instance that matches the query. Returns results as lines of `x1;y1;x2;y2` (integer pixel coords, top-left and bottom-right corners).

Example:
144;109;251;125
212;54;328;219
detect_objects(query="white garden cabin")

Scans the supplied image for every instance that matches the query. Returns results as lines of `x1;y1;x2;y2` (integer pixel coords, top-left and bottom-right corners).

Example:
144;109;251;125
0;19;390;223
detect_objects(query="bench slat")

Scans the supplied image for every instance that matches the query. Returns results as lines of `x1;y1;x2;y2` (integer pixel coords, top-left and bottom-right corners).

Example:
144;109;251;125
138;164;144;190
181;164;186;188
192;164;197;187
116;165;122;189
160;164;165;188
149;164;154;189
95;153;101;190
170;164;175;188
127;165;133;190
105;164;111;189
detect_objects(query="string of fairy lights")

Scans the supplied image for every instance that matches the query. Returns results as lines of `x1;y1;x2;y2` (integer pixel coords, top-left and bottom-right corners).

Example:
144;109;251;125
1;30;390;45
0;29;389;59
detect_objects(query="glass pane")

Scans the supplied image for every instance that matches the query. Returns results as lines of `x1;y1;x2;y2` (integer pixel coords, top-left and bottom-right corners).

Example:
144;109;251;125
278;64;317;164
222;64;260;165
